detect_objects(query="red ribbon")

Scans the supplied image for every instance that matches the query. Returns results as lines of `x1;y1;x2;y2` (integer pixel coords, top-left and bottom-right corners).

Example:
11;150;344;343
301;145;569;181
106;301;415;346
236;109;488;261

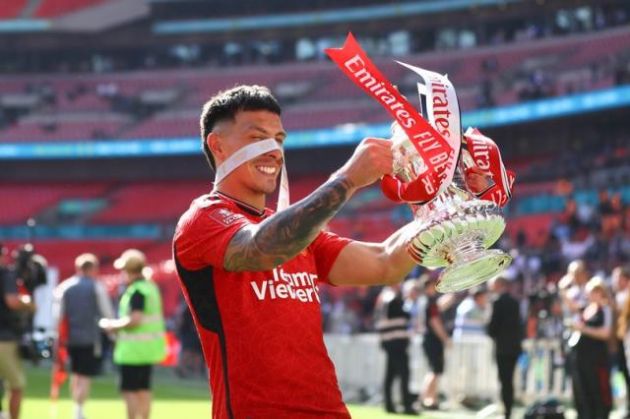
463;128;515;207
326;33;456;204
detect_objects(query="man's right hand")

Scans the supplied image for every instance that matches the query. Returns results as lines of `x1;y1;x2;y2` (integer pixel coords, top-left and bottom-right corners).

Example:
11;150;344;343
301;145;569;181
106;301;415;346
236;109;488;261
19;295;36;313
20;295;37;314
5;293;36;313
334;137;393;190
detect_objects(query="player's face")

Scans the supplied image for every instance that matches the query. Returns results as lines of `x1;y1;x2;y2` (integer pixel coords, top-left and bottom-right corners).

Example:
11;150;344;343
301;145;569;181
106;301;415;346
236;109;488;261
216;110;286;197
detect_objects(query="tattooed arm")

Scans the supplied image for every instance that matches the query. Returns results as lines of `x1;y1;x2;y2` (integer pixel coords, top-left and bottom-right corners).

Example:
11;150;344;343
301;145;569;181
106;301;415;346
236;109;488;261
223;137;393;272
224;176;353;271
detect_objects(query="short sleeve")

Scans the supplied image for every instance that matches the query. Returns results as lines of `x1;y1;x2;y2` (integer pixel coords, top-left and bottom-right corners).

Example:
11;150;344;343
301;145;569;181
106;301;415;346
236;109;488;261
309;230;351;285
174;202;250;271
130;291;145;311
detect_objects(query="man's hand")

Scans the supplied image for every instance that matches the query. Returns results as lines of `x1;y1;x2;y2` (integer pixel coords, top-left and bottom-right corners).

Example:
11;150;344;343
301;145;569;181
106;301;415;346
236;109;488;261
334;138;393;190
19;295;36;314
98;318;115;333
5;293;36;313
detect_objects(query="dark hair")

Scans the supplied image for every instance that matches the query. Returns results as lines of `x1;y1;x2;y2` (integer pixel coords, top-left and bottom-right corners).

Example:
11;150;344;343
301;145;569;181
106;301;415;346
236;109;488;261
199;85;281;171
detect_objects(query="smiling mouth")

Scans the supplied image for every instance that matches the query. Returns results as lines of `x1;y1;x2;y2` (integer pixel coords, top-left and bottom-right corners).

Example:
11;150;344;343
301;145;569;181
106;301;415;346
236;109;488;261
256;165;278;175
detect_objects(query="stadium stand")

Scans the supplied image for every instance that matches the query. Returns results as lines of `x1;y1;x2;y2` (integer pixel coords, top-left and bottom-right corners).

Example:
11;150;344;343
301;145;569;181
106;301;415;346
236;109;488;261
90;181;209;223
34;0;107;18
2;25;629;142
0;182;109;223
0;0;27;19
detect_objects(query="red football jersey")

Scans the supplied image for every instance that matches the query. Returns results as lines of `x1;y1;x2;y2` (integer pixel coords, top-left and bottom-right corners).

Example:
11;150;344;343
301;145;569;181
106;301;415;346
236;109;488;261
173;192;352;419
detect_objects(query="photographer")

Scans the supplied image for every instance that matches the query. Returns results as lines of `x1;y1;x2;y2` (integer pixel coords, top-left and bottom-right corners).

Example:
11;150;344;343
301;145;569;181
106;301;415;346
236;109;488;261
0;243;36;419
13;244;50;363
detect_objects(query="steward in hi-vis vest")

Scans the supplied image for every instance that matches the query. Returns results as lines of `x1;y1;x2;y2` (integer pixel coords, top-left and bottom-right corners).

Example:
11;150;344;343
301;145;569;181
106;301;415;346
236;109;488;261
98;248;166;419
114;278;166;365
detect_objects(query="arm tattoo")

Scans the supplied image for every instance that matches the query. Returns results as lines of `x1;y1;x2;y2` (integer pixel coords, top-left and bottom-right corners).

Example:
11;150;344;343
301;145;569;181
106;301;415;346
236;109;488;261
224;176;353;271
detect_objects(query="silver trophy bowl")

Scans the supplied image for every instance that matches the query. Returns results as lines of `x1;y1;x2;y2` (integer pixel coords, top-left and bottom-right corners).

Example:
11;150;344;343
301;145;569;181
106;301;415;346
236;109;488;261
393;126;512;293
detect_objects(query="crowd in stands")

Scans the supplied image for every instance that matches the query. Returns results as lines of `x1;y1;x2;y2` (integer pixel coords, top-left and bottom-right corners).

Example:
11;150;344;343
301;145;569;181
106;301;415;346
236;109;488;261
4;3;629;74
0;3;629;144
2;29;630;141
0;0;107;19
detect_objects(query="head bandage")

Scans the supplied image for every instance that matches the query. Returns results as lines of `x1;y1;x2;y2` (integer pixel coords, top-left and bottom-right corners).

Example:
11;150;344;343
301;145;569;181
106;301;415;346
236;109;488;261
214;138;290;211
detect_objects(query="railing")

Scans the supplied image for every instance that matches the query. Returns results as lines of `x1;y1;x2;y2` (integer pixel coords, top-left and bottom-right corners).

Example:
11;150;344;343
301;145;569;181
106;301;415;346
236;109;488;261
324;334;591;404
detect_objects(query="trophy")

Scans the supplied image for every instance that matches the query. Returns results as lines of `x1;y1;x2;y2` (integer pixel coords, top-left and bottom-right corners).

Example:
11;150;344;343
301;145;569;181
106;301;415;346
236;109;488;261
388;62;513;293
326;34;514;293
392;123;512;293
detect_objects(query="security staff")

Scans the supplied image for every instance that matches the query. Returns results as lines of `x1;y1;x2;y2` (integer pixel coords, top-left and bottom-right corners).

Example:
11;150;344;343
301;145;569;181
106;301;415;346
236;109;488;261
100;249;166;419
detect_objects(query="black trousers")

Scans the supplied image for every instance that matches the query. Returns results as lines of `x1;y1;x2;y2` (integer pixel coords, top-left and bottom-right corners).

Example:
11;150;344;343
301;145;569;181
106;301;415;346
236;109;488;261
496;353;518;419
383;341;413;411
570;349;612;419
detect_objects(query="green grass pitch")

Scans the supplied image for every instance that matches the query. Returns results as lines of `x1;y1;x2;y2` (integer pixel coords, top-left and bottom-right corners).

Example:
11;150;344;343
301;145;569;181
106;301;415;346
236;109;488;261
13;365;422;419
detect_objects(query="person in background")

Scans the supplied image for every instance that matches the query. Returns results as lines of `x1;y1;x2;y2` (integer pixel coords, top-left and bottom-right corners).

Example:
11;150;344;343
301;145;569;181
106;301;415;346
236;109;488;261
612;265;630;418
420;275;453;410
559;259;589;319
453;287;490;340
487;276;523;419
0;243;35;419
174;298;204;379
375;284;418;415
53;253;114;419
99;249;166;419
569;276;613;419
402;278;423;335
453;286;490;408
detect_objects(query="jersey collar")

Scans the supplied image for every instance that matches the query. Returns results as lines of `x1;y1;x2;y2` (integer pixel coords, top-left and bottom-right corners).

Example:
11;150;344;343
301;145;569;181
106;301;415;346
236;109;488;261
212;191;266;218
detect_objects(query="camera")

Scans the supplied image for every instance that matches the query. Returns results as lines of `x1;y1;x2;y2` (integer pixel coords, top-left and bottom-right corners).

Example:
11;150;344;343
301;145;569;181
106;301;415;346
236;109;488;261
19;327;53;364
14;244;48;293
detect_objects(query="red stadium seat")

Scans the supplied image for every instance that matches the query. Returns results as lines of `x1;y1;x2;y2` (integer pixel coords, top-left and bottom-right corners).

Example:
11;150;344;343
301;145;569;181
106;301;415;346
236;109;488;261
34;0;106;18
1;27;629;143
90;181;210;223
0;183;109;223
0;0;26;19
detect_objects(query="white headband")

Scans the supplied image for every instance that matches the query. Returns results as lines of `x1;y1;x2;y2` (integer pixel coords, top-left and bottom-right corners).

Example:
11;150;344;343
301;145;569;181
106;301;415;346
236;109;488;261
214;138;290;211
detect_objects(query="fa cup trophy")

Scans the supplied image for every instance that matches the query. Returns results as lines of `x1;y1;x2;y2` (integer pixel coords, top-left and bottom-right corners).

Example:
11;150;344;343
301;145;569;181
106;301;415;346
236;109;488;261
391;123;512;292
327;34;515;292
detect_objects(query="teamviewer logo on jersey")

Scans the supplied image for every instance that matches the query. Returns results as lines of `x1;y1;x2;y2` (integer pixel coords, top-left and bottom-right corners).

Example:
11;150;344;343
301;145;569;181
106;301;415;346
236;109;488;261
250;267;320;303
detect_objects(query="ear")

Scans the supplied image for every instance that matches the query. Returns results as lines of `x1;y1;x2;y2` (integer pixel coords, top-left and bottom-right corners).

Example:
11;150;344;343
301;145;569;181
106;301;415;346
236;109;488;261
207;132;225;163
